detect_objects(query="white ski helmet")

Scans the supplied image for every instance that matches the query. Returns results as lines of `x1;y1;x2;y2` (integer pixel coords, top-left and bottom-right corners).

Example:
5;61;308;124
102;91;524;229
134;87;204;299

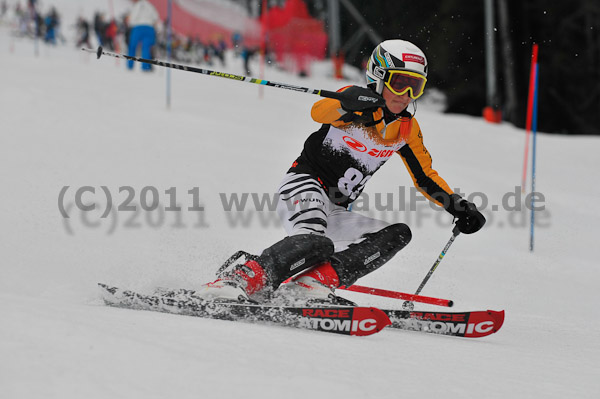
366;39;428;95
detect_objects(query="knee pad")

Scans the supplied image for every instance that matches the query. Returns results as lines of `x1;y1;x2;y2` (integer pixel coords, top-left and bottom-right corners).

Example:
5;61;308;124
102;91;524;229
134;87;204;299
257;234;334;288
331;223;412;287
385;223;412;248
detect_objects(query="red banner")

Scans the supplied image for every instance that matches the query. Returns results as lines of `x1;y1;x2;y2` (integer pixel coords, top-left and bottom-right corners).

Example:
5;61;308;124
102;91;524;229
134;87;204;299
147;0;327;73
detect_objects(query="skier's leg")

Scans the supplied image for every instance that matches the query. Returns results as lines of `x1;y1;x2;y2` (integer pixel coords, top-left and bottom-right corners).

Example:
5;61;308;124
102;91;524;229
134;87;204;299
325;205;391;252
202;234;334;300
276;172;330;236
330;223;412;286
253;172;335;287
327;208;411;285
197;173;334;300
253;234;334;288
292;209;411;288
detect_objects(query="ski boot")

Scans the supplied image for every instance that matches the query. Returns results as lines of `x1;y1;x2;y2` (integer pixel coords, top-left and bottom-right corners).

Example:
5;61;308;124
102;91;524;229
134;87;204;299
196;251;267;303
274;262;356;306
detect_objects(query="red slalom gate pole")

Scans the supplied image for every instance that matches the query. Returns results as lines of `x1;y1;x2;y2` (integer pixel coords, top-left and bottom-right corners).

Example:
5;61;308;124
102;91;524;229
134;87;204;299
259;0;267;99
521;43;539;193
338;285;454;307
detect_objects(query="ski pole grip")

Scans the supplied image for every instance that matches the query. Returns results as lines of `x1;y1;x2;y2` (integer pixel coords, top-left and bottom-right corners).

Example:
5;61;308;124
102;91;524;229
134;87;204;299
452;225;461;236
319;89;345;101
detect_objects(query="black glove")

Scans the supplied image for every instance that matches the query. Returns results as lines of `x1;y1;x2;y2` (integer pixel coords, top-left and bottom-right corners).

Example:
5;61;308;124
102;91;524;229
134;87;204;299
446;194;486;234
338;86;385;112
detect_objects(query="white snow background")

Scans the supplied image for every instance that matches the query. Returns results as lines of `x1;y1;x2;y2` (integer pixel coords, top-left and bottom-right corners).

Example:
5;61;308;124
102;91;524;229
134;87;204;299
1;1;599;398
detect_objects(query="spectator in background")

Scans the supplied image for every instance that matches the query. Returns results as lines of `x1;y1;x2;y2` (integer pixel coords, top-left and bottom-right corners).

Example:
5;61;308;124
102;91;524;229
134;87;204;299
43;7;59;44
27;0;36;15
231;31;242;56
26;0;41;38
93;12;106;45
15;3;28;36
76;17;91;48
216;35;227;66
121;14;131;47
127;0;159;71
33;10;42;38
211;41;225;66
241;45;257;75
202;42;212;65
104;19;118;51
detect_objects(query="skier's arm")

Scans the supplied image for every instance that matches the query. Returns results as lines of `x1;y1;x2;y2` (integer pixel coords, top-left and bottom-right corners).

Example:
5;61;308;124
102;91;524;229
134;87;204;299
311;86;385;126
311;96;346;125
398;119;454;208
399;120;486;234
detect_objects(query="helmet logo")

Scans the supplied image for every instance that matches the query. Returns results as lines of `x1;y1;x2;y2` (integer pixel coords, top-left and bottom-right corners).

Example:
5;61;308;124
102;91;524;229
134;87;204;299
402;54;425;65
373;66;386;79
384;52;395;68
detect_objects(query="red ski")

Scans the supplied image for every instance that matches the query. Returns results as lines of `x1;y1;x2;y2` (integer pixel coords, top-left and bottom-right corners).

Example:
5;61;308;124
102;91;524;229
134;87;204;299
98;283;390;337
382;309;505;338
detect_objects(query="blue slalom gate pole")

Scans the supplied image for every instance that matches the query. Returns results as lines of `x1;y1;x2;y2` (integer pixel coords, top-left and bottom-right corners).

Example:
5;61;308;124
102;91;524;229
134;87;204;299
166;0;172;109
529;60;539;252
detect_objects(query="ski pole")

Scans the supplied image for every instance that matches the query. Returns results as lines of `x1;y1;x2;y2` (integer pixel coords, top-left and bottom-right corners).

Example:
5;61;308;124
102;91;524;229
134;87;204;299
402;225;461;311
338;284;453;307
82;46;360;103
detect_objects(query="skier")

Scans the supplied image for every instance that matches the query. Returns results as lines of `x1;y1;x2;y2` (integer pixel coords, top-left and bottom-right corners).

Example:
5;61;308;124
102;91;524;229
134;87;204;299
199;39;486;304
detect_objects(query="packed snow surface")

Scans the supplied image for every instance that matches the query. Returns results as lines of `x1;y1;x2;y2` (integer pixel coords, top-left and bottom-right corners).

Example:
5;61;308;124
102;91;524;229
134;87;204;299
1;1;599;398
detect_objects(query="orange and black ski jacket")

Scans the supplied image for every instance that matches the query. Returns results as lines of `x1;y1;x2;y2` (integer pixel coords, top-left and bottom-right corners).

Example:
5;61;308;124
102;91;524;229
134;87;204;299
288;87;454;209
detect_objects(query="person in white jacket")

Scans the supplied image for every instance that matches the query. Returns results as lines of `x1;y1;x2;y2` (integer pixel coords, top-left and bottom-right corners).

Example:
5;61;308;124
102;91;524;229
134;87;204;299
127;0;159;71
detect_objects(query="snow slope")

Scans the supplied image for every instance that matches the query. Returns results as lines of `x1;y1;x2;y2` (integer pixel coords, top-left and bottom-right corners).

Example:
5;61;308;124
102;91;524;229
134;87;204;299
1;4;600;398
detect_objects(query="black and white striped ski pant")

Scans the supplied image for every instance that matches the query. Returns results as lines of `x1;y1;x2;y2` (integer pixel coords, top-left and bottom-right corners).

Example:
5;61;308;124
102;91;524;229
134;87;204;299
276;172;390;252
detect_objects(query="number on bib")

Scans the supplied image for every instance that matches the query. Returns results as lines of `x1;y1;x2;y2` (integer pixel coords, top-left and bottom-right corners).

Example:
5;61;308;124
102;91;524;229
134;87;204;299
338;168;371;200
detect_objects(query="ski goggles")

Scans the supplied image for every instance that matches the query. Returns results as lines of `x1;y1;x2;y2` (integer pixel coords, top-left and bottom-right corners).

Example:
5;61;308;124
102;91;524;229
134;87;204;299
384;70;427;99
